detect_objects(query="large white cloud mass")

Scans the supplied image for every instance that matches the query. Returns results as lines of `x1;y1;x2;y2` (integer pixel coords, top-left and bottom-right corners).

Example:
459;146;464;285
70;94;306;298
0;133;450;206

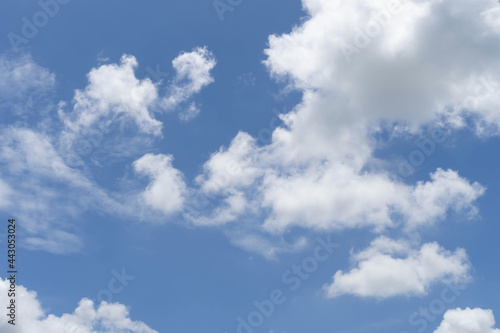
192;0;498;251
0;278;157;333
265;0;500;132
434;308;500;333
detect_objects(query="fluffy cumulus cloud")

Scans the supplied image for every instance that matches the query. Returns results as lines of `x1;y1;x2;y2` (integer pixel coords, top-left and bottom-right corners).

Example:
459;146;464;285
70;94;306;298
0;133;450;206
163;47;216;120
325;237;471;298
434;308;500;333
61;47;216;136
59;54;162;137
133;154;187;215
263;168;484;233
265;0;500;132
0;278;157;333
192;0;497;238
60;47;216;139
58;48;216;163
194;134;484;233
196;132;261;194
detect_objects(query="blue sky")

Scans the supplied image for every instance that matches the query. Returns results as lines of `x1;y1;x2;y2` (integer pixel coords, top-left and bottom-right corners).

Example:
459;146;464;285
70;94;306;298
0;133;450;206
1;0;500;332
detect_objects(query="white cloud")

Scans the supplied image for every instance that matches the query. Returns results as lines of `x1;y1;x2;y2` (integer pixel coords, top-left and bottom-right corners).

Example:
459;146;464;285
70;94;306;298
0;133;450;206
196;131;262;194
324;237;471;298
434;308;500;333
0;278;157;333
162;47;216;115
195;133;484;232
60;54;162;137
60;48;216;138
265;0;500;131
262;168;484;234
58;48;216;164
133;154;187;215
402;168;486;229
